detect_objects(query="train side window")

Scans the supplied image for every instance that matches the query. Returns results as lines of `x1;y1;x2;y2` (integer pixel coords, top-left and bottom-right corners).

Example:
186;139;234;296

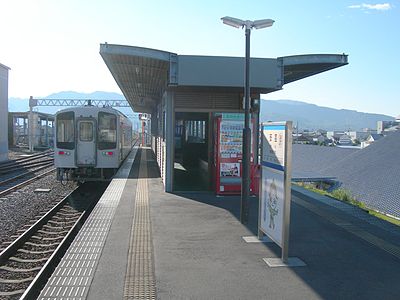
56;111;75;149
79;122;93;141
98;112;117;150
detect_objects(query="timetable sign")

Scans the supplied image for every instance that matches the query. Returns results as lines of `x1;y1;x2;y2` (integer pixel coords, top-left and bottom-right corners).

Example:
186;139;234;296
262;123;286;170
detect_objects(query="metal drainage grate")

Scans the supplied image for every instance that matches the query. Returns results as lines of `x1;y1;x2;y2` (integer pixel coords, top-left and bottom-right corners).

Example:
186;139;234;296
124;149;156;300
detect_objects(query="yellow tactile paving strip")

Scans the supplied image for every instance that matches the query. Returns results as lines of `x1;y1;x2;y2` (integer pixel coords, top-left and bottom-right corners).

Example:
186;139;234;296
124;149;156;300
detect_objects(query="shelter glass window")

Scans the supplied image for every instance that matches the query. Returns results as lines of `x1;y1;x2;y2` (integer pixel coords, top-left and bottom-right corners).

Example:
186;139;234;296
79;122;93;142
185;120;206;144
98;112;117;149
56;112;75;149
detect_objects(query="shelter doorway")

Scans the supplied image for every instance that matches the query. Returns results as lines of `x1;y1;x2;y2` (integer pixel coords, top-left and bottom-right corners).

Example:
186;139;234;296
174;112;210;191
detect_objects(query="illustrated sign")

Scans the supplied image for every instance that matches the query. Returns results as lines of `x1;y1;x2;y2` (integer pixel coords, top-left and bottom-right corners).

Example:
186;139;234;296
259;122;292;250
260;167;284;246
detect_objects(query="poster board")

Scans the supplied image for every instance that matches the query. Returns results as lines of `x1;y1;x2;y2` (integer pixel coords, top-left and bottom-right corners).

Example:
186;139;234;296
259;121;292;251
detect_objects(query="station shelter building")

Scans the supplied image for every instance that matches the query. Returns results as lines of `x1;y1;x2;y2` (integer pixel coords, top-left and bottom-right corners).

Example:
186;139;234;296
100;44;348;193
8;111;55;149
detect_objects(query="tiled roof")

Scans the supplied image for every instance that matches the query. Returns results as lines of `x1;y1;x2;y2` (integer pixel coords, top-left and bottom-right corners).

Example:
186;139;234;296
369;133;383;140
293;132;400;218
321;131;400;218
292;144;357;176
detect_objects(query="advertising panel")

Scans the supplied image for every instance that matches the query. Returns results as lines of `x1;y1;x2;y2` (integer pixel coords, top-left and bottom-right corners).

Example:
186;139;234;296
260;166;284;246
259;121;292;255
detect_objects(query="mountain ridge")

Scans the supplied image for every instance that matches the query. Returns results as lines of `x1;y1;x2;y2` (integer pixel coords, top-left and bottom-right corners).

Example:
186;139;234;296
260;99;394;131
8;92;394;131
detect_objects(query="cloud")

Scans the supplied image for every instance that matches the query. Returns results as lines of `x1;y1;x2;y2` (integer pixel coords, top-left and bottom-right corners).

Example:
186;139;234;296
348;3;392;10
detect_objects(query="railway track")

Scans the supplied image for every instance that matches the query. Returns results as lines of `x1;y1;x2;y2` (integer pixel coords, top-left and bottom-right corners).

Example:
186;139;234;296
0;150;55;197
0;151;54;178
0;159;54;175
0;151;53;168
0;167;55;197
0;183;104;299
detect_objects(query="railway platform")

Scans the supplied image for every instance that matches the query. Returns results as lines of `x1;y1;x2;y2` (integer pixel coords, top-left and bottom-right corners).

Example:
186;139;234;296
38;147;400;300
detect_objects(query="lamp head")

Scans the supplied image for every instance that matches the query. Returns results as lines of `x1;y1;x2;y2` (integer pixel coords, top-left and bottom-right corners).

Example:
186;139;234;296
252;19;275;29
221;16;275;30
221;16;245;28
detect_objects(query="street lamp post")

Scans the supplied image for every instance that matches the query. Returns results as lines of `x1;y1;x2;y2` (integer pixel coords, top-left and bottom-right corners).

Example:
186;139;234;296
221;17;274;224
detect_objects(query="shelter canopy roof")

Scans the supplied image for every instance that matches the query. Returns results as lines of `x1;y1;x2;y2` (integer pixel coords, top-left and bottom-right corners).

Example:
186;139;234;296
100;44;348;112
0;63;10;70
279;54;348;84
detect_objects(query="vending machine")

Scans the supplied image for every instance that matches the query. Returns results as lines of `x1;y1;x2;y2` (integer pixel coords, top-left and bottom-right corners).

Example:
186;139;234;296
214;114;256;195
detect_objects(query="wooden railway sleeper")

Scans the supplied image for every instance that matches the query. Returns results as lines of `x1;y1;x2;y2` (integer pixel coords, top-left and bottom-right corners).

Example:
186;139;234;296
47;219;76;225
0;277;34;284
18;248;54;254
24;241;59;247
9;256;49;263
37;229;70;235
0;265;43;272
31;235;63;241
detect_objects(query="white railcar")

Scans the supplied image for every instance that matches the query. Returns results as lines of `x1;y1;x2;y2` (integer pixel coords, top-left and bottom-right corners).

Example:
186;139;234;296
55;105;134;182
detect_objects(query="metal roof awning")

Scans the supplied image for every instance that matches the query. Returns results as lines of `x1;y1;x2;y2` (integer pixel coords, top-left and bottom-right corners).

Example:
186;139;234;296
100;44;348;113
10;111;55;119
0;63;10;70
100;44;176;113
279;54;348;84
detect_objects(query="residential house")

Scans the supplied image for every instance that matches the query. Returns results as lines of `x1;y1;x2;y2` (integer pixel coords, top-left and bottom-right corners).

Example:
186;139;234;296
346;131;369;143
361;133;384;148
293;134;312;144
338;134;352;145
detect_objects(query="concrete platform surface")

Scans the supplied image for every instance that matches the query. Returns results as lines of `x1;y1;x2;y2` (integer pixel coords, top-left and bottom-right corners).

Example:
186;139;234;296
43;148;400;300
145;149;400;300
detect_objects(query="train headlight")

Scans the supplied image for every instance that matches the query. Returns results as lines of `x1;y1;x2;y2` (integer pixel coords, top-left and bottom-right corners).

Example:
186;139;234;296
102;151;114;156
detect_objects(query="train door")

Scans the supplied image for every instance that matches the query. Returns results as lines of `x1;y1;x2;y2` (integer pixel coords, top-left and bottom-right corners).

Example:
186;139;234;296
76;119;96;166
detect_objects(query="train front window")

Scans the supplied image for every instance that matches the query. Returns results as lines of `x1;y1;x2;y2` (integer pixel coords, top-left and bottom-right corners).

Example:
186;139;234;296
98;112;117;150
56;111;75;149
79;122;93;141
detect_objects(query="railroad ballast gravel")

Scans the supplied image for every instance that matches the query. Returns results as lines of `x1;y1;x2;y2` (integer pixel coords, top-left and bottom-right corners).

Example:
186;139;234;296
0;172;77;248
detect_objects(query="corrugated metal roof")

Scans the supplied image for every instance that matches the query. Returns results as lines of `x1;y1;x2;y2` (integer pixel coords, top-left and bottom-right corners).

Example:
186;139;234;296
100;44;175;113
0;63;10;70
279;54;348;84
100;44;348;113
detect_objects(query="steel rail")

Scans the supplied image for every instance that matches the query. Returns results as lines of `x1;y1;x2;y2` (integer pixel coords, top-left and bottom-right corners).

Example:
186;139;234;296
20;190;97;300
0;188;77;265
0;150;53;167
0;167;55;197
0;158;54;174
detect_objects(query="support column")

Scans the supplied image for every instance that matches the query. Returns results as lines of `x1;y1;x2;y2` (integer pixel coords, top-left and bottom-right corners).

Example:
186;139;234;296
28;96;37;152
45;118;49;147
165;90;175;192
28;105;34;152
23;117;27;145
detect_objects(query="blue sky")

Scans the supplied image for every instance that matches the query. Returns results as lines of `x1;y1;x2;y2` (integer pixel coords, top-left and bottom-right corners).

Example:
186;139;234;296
0;0;399;116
